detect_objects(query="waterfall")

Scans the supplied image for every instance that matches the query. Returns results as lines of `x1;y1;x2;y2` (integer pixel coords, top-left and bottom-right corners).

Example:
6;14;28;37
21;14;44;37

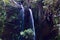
8;0;25;40
29;8;35;40
19;4;24;30
10;0;25;31
17;4;25;40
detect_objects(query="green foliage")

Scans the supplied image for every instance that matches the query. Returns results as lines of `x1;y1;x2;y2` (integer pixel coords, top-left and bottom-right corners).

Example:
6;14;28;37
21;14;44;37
42;0;53;5
20;28;34;39
3;0;10;4
0;0;6;36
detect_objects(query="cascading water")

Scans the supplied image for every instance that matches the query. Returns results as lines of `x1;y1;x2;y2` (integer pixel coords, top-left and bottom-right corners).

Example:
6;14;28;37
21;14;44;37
10;0;25;30
11;0;25;40
3;0;25;40
2;0;35;40
18;4;24;31
29;8;35;40
18;3;25;40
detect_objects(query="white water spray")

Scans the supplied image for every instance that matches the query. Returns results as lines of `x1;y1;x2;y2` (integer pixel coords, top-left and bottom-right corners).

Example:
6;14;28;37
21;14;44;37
29;8;35;40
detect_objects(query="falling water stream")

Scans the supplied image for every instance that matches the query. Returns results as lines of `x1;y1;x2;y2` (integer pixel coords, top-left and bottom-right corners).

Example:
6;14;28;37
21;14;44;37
18;4;24;30
14;1;25;40
29;8;35;40
13;0;36;40
3;0;35;40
